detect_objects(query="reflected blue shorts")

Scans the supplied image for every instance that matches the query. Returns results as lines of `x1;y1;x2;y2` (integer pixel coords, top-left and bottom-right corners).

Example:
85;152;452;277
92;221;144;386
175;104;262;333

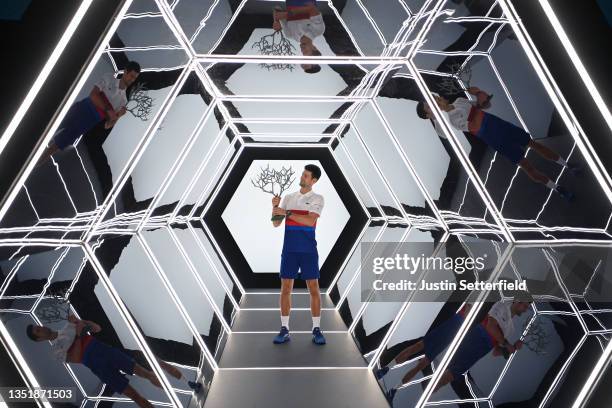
53;97;103;150
81;338;135;394
280;251;320;280
477;112;532;165
423;314;494;378
286;0;317;6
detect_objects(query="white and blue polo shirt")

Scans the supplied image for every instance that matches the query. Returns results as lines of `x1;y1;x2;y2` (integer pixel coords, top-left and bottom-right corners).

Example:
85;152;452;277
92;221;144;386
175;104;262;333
279;189;324;254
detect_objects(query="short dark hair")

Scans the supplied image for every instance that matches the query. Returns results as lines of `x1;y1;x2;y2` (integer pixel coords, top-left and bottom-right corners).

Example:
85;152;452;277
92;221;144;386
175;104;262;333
304;164;321;181
125;61;141;74
416;101;428;119
26;324;38;341
304;49;321;74
304;65;321;74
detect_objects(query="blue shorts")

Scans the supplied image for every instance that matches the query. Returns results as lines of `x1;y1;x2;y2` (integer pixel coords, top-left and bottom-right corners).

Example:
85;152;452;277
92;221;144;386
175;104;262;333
53;97;103;150
423;314;493;378
280;252;320;280
477;112;532;165
81;338;135;394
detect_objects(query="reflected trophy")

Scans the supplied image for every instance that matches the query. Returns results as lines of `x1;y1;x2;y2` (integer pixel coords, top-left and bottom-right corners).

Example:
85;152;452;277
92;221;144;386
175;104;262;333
251;164;296;221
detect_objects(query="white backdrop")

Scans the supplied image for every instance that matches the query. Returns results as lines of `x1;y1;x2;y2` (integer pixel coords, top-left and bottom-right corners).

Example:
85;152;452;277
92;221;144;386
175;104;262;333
222;159;351;273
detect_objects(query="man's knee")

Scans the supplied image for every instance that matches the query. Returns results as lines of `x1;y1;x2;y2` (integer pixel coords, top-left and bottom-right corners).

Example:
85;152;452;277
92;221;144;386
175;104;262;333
280;279;293;295
306;279;320;295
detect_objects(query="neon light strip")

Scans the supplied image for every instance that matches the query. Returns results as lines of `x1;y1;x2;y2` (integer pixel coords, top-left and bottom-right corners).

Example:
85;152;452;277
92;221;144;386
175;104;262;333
83;243;183;407
164;227;231;333
136;234;221;369
84;66;192;242
413;244;512;408
136;83;216;231
347;226;413;333
0;0;94;157
407;60;513;242
497;0;612;205
0;321;51;408
367;231;450;368
0;0;135;227
185;223;241;309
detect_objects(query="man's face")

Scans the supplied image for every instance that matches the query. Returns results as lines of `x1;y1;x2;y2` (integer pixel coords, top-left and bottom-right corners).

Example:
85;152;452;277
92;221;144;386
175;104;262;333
299;170;317;188
423;103;433;119
512;302;531;316
121;70;140;88
32;326;54;341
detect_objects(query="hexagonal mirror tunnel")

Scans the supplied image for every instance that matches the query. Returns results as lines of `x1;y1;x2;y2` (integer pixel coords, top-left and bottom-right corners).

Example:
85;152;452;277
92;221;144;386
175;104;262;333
1;1;612;408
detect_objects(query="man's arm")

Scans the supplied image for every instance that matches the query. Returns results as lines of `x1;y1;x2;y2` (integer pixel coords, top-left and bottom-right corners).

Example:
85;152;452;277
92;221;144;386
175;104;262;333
486;317;514;354
65;338;82;363
81;320;102;333
271;207;320;226
467;87;491;109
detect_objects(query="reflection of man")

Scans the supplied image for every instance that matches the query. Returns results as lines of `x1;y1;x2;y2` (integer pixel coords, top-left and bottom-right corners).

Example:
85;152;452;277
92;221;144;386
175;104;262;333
376;292;533;403
27;314;201;408
272;0;324;73
37;61;141;166
417;87;580;201
271;164;326;345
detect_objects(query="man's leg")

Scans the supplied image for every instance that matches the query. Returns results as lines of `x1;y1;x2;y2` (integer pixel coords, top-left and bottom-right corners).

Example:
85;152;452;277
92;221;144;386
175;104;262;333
280;277;294;326
433;369;455;392
519;158;573;199
36;142;60;167
395;340;425;364
518;159;553;186
305;278;321;328
133;363;162;388
401;356;431;385
527;139;580;174
123;384;154;408
157;358;182;379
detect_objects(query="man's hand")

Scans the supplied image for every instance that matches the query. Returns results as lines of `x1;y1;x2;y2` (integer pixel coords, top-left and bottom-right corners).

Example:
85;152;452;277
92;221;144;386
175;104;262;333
272;195;281;207
106;109;118;122
117;106;127;117
467;86;481;95
68;314;78;323
273;20;281;31
503;342;516;353
272;207;287;217
514;340;523;350
434;95;452;112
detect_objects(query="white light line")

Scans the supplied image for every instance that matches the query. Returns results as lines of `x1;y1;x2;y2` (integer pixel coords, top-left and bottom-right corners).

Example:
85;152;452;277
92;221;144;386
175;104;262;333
497;0;612;205
536;0;612;134
136;84;216;231
347;226;412;333
136;234;220;370
407;60;513;242
0;0;134;226
216;366;368;371
167;118;226;218
186;223;242;309
414;243;512;408
0;321;51;408
83;243;183;407
188;0;221;44
165;226;232;333
0;0;94;157
84;66;192;242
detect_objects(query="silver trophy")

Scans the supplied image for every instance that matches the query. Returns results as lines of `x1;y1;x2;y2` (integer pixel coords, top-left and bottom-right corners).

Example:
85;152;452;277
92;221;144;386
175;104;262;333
251;164;296;221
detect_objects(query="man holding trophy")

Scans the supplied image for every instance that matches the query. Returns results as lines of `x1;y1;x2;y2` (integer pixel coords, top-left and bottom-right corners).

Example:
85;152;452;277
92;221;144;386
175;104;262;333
271;164;326;345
